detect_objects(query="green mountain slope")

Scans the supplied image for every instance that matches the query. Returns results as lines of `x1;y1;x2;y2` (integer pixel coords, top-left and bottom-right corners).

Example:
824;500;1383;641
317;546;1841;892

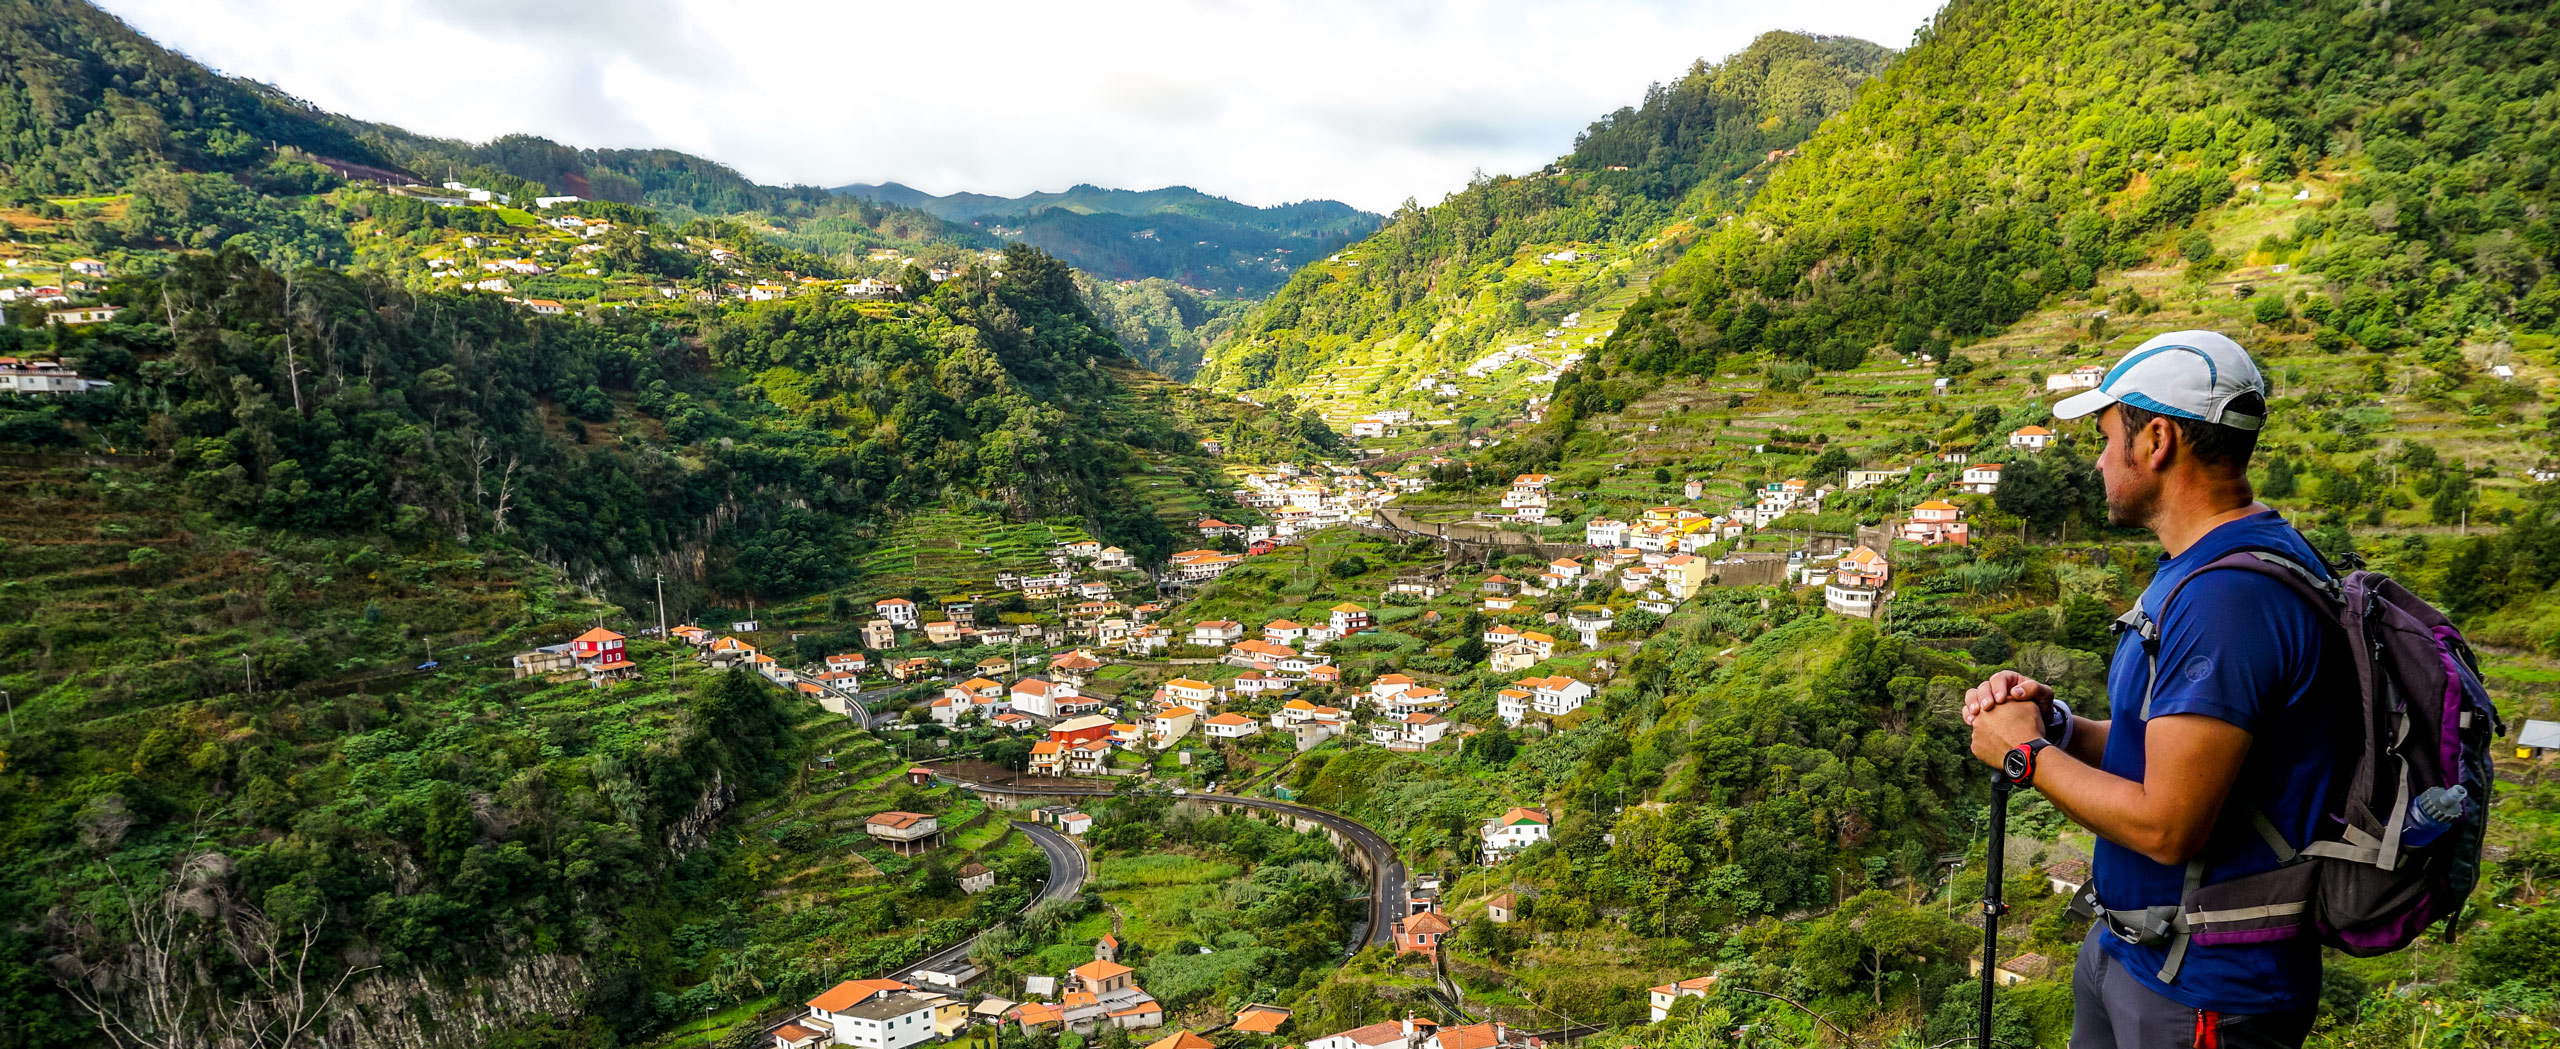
1194;30;1891;426
1608;0;2560;374
837;181;1375;235
0;247;1316;1048
841;182;1385;296
1080;274;1252;380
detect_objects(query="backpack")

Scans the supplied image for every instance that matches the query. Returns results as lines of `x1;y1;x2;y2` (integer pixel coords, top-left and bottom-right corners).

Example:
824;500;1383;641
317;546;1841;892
2077;547;2503;984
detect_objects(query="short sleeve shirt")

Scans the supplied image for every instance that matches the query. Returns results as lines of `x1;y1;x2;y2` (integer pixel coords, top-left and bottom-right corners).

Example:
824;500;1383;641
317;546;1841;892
2093;509;2342;1013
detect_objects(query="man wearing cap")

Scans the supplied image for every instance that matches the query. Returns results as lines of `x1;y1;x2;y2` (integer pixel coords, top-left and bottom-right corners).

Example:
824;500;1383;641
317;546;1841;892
1962;331;2346;1047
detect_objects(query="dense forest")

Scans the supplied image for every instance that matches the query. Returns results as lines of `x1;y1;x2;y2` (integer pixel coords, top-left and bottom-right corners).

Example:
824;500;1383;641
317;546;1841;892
4;242;1185;603
839;183;1383;297
838;182;1376;235
1607;0;2560;374
1198;30;1893;392
1079;275;1252;380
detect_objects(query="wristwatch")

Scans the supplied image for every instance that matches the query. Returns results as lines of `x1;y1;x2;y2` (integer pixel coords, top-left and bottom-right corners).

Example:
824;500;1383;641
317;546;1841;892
2005;738;2054;787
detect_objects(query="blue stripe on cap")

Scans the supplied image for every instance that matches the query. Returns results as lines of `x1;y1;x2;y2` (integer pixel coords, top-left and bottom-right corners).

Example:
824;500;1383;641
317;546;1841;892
2115;390;2208;422
2100;344;2213;392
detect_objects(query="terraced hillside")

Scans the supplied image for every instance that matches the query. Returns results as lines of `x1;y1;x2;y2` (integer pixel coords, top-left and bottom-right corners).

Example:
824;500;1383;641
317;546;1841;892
1196;30;1894;435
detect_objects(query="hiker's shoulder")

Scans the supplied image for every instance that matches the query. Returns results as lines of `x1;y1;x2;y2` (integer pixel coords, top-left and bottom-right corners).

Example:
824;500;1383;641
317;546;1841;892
2161;565;2325;630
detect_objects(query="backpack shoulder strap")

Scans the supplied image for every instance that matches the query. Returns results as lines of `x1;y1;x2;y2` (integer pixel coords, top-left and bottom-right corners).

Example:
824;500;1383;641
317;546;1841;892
2120;548;2342;718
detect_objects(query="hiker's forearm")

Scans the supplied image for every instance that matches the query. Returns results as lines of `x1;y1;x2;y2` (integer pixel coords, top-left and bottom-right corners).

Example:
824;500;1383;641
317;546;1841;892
2029;753;2218;866
2033;713;2253;866
2062;714;2109;765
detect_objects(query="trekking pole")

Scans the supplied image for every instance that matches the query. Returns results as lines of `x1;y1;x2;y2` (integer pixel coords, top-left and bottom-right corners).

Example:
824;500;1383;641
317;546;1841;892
1977;769;2015;1047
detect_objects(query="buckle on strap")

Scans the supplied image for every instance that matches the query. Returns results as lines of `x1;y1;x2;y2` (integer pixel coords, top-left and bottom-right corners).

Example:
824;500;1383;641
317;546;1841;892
2070;885;2181;947
2110;605;2156;641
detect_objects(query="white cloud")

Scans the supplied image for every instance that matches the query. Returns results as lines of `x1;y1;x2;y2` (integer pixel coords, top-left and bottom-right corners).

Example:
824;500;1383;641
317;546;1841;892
97;0;1939;213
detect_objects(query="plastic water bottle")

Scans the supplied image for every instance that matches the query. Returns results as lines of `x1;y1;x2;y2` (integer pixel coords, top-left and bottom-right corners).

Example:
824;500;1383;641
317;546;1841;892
2402;785;2469;848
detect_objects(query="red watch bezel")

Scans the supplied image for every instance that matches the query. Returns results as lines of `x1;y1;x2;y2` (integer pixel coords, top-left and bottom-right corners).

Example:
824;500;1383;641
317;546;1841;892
2005;739;2047;786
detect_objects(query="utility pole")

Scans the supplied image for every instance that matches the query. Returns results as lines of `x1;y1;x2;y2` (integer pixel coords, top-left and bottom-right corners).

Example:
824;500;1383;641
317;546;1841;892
657;573;676;692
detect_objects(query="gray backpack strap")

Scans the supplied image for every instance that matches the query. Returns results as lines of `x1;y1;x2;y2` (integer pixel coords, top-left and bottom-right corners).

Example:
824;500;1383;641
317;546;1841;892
2117;549;2338;983
2130;550;2338;721
2156;858;2207;983
2245;803;2299;864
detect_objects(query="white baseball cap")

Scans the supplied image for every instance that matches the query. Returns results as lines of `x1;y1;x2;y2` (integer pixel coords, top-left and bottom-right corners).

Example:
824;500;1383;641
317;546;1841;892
2053;330;2267;431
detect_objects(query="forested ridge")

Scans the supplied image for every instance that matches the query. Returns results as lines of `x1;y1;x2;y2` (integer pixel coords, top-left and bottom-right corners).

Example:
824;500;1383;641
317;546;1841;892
1198;31;1893;393
1608;0;2560;373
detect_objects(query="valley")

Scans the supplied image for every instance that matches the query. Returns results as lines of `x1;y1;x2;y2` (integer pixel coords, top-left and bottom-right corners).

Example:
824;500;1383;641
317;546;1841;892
2;0;2559;1048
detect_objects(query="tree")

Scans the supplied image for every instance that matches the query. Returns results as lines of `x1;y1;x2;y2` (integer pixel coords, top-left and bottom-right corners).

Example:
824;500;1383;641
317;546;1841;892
1808;447;1855;485
2463;909;2560;988
2259;456;2297;499
2429;467;2474;526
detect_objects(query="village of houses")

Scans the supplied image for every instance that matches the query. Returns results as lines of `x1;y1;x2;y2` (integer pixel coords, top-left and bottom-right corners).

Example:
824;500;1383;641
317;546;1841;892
5;226;2120;1045
477;375;2121;1049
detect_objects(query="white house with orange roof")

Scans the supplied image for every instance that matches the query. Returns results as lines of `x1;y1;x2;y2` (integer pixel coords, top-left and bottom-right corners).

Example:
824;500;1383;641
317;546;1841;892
1230;671;1290;696
864;811;941;856
1160;677;1217;706
1513;630;1557;661
1187;620;1245;647
2009;425;2054;451
1498;675;1591;725
1226;639;1297;669
2046;364;2106;393
1010;677;1071;717
1262;619;1307;644
1368;673;1416;706
1585;518;1628;549
782;979;933;1049
1960;462;2006;494
1150;706;1198;747
1272;699;1322;728
1480;807;1552;862
874;597;920;628
1648;975;1720;1022
1203;711;1260;739
1372;712;1451;749
1384;685;1448;714
1329;603;1372;634
1167;549;1242;584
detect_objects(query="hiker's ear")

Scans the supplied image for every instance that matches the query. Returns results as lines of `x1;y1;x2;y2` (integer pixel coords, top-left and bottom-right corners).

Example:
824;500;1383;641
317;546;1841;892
2141;415;2177;472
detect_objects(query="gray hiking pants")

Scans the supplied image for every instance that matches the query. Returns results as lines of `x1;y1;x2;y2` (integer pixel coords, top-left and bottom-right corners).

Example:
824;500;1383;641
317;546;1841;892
2070;927;2316;1048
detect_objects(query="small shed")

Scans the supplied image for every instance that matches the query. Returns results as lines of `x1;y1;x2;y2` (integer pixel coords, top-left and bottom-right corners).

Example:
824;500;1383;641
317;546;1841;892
2519;720;2560;759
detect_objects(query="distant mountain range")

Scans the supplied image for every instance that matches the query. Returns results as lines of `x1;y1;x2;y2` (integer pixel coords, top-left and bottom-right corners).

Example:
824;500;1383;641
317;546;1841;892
835;182;1375;233
837;182;1383;296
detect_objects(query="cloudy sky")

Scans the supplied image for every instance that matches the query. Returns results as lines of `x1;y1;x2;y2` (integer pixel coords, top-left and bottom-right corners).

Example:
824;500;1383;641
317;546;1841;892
100;0;1940;214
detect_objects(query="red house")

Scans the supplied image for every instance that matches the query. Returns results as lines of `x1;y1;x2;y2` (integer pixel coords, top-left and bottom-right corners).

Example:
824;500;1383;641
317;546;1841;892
572;627;626;667
1047;714;1115;747
1393;909;1455;960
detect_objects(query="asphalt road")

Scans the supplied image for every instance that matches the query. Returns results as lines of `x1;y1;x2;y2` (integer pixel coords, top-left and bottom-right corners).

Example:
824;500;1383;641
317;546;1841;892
888;820;1087;982
803;677;910;730
940;778;1405;949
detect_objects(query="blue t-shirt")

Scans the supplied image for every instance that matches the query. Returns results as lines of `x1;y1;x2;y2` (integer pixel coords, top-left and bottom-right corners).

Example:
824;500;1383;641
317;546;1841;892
2093;509;2342;1013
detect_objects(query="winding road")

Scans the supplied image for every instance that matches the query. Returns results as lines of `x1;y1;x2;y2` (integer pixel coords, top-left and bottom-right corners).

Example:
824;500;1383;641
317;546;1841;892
888;820;1088;982
938;778;1406;949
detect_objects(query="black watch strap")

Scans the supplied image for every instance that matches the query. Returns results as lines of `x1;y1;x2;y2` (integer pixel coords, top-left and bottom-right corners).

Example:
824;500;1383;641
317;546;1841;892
2007;738;2053;787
